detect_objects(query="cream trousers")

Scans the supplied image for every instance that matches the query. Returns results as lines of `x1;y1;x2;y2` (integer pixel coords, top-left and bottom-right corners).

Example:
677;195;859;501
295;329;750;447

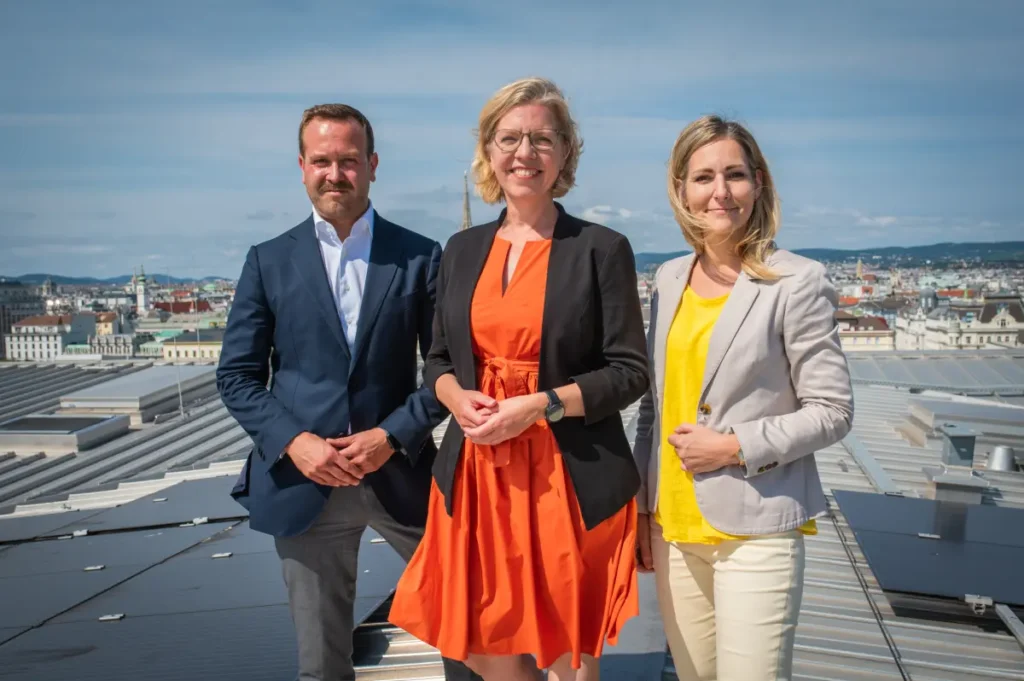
652;522;805;681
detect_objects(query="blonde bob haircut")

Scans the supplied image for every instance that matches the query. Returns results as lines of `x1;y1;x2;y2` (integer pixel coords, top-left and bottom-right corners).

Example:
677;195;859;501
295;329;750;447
471;77;582;204
667;115;781;280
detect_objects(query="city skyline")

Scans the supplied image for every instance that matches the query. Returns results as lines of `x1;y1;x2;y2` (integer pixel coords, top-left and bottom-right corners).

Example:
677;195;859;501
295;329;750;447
2;1;1023;278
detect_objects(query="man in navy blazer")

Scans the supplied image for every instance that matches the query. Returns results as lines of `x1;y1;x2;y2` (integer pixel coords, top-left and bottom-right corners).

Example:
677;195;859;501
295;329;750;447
216;104;478;681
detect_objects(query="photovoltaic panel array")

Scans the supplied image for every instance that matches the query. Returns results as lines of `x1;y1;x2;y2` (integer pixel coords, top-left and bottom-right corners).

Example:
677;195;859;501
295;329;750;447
0;521;407;681
43;475;247;537
834;490;1024;606
0;509;105;546
0;522;233;643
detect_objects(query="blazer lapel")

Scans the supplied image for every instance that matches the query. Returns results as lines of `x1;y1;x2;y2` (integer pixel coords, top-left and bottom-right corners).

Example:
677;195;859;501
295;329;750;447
350;213;400;367
652;255;692;405
291;217;350;357
701;272;759;399
450;220;500;390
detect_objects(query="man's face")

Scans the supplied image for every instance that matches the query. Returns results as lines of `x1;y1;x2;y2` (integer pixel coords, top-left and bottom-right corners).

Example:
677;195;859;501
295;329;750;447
298;117;378;223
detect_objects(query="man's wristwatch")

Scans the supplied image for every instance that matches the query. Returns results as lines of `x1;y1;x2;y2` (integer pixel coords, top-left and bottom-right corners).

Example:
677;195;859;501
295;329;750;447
543;389;565;423
383;430;403;454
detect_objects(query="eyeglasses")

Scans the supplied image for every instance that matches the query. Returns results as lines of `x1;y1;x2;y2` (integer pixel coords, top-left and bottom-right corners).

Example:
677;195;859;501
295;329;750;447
491;129;563;153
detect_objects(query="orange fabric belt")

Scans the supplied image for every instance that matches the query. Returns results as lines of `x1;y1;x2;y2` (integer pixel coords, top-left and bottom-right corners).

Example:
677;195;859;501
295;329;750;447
473;356;547;467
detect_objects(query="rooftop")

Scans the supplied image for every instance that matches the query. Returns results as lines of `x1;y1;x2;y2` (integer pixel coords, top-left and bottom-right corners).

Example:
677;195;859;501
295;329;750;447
846;349;1024;395
0;351;1021;680
167;328;226;344
11;314;74;327
60;365;216;409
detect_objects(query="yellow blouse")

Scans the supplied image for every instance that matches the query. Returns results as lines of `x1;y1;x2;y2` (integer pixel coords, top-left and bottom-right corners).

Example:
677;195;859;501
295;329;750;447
655;286;817;544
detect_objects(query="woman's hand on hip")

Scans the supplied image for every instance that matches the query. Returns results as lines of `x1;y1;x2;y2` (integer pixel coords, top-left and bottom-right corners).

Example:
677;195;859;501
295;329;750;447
463;393;546;446
450;389;498;431
668;423;741;474
636;513;654;573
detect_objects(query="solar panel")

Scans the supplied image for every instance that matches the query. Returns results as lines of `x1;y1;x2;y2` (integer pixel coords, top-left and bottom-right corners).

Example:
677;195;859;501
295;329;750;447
0;565;141;630
0;522;232;632
0;522;235;579
0;509;105;545
834;490;1024;606
0;628;24;645
850;530;1024;605
0;605;298;681
169;519;275;561
0;527;410;680
832;490;1024;548
46;476;246;536
52;527;405;624
52;551;288;623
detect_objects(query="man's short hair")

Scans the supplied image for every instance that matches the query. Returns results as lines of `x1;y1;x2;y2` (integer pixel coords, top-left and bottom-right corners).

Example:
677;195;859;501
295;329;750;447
298;104;375;158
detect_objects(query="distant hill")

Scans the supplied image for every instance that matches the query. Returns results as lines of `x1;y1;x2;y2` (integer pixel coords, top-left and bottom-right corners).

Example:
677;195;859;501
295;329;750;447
634;250;690;270
792;241;1024;263
5;240;1022;285
0;273;228;286
633;240;1024;270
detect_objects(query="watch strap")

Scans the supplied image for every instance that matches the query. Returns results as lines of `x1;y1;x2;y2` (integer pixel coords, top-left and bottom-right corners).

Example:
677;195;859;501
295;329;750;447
383;430;403;455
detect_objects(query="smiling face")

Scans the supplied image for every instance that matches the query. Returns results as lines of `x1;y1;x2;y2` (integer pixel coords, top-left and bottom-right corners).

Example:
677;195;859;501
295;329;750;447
487;103;565;203
298;117;377;224
682;138;762;243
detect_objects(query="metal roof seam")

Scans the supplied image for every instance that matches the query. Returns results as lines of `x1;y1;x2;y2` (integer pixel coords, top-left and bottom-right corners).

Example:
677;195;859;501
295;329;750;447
828;508;912;681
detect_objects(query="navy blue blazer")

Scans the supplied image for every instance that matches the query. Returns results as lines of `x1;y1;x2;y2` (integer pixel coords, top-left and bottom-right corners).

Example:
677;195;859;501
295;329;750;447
216;212;446;537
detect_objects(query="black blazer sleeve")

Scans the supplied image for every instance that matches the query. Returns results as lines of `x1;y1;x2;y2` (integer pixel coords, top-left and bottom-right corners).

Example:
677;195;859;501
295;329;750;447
569;235;649;424
423;241;455;394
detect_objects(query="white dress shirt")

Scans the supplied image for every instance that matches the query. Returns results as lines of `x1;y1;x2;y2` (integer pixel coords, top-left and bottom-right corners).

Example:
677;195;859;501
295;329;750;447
313;202;374;350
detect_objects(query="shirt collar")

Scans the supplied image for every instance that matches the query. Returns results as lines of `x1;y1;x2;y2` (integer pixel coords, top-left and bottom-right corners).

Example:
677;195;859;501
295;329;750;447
312;201;374;243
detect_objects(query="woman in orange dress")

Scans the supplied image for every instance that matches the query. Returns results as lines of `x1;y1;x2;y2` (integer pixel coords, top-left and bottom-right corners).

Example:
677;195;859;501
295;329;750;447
389;78;650;681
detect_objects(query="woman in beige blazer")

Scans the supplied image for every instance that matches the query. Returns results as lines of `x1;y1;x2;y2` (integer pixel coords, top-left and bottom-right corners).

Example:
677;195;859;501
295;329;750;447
633;115;853;681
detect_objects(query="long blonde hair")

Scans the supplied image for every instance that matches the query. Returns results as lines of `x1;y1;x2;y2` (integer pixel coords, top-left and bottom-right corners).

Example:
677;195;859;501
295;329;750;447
667;115;780;280
471;77;583;204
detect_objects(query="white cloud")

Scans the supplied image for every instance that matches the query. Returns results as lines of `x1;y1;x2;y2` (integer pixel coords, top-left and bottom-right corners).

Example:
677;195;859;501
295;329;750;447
856;215;899;228
783;205;1014;249
582;205;633;222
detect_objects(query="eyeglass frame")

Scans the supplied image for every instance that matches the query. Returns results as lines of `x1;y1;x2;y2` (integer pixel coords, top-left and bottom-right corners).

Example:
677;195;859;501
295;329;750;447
490;128;566;153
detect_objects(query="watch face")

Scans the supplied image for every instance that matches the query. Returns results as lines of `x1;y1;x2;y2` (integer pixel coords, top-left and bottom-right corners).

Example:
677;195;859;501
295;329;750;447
547;404;565;422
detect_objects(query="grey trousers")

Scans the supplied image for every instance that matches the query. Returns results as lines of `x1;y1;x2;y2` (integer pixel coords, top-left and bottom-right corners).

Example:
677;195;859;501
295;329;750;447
274;483;480;681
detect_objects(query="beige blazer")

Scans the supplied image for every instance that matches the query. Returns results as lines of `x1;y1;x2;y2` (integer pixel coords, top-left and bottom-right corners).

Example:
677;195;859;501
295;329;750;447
633;250;854;535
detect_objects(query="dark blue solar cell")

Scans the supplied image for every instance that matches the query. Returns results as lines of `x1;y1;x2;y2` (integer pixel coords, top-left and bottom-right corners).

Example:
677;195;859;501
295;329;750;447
47;476;246;536
0;522;234;579
833;489;1024;548
850;529;1024;606
0;510;104;545
0;606;298;681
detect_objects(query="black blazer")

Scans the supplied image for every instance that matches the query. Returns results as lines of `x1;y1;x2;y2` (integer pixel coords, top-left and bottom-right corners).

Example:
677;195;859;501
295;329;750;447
425;204;649;530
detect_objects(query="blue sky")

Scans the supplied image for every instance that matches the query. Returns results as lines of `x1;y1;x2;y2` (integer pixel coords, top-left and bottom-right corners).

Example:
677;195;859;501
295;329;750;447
1;0;1022;279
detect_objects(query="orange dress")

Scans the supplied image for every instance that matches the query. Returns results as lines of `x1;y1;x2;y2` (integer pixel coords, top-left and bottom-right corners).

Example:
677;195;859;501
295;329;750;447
389;236;638;669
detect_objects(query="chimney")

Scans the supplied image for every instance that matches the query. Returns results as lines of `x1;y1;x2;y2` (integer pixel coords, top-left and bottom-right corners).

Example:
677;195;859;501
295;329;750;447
922;423;989;504
987;446;1018;473
938;422;976;467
